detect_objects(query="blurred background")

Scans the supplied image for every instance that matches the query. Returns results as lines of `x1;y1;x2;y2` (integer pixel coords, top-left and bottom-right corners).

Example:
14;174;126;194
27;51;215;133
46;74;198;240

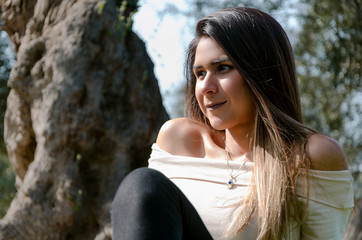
1;0;361;223
134;0;362;198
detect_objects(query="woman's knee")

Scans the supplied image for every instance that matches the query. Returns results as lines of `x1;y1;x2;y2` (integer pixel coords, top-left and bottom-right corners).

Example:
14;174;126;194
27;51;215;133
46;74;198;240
123;167;166;187
112;168;168;210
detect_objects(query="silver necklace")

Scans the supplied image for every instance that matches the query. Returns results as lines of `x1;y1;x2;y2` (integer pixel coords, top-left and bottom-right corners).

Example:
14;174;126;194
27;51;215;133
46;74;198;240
226;150;246;189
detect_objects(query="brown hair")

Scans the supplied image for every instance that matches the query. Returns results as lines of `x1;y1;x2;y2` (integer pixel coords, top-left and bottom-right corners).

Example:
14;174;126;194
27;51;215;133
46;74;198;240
184;7;313;239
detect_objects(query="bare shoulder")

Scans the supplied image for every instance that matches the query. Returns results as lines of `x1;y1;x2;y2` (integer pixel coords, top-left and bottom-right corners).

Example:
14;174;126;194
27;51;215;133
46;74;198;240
307;133;348;171
156;118;207;157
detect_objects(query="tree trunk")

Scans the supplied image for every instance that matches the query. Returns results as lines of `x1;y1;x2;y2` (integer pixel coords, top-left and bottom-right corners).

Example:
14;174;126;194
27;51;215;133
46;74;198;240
0;0;169;239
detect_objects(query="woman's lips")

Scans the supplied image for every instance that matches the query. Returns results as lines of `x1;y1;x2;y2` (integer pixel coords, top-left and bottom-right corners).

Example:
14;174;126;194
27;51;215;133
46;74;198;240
206;101;227;110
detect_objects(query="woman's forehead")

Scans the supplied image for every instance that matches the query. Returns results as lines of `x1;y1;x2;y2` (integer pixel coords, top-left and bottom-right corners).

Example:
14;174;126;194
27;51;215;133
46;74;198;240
193;38;229;68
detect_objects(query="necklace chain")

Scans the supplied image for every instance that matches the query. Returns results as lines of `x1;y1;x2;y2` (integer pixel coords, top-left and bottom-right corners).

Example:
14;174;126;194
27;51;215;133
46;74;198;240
226;149;246;189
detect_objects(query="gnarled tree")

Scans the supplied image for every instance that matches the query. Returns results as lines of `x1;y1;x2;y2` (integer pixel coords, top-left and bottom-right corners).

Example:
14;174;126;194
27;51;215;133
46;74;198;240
0;0;168;239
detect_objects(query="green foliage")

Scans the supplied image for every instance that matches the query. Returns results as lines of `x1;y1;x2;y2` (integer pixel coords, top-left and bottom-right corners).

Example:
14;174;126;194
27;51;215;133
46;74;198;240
117;0;139;37
0;30;15;217
97;0;106;15
0;33;11;147
98;0;139;38
295;0;362;170
0;152;16;218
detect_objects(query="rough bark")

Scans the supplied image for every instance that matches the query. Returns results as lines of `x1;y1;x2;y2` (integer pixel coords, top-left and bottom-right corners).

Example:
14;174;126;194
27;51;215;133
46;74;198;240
0;0;169;239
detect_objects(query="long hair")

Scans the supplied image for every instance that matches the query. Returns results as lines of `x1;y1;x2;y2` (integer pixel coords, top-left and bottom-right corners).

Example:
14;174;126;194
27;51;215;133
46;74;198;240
184;7;313;239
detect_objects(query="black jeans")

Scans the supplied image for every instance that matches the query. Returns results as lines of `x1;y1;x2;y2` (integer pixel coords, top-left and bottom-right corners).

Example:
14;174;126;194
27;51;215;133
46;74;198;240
111;167;213;240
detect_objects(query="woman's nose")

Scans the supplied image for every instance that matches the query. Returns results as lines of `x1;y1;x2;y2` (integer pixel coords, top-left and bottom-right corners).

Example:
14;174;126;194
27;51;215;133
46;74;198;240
200;73;217;95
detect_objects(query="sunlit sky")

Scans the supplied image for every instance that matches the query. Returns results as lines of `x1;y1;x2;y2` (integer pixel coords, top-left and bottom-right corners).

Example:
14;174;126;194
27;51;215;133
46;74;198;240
133;0;191;117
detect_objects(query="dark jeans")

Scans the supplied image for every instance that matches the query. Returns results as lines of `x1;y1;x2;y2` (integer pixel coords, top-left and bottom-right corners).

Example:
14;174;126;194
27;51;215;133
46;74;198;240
111;167;213;240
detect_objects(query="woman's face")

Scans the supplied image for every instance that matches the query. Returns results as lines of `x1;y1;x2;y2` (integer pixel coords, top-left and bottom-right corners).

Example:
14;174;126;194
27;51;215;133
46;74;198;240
194;37;255;131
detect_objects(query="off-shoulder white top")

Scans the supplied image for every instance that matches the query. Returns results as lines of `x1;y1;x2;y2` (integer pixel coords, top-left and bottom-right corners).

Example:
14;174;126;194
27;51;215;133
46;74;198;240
148;144;354;239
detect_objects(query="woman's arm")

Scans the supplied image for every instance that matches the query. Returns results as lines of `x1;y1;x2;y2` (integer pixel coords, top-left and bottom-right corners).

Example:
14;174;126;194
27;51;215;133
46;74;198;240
155;118;206;158
298;133;353;240
307;133;349;171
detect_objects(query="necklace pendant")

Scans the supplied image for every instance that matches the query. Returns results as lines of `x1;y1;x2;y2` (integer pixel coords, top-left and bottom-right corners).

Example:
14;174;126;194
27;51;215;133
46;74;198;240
227;179;233;189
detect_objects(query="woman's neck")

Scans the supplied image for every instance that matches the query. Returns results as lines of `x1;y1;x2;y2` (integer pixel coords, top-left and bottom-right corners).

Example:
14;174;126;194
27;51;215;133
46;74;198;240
224;128;252;160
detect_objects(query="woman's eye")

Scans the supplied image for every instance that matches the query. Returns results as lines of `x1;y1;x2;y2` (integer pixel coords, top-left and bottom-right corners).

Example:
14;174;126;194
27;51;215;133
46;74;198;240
219;65;232;72
195;70;206;79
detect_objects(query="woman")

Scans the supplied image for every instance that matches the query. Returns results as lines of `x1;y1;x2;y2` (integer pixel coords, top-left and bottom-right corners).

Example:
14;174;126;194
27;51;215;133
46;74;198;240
112;7;354;240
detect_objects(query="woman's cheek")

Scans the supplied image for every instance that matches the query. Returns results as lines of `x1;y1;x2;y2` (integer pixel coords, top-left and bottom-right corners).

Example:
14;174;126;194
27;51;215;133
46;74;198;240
195;87;205;114
197;98;206;116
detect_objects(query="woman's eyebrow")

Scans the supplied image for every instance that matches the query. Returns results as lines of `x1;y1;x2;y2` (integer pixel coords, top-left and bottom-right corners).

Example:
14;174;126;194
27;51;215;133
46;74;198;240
193;57;231;69
211;57;230;65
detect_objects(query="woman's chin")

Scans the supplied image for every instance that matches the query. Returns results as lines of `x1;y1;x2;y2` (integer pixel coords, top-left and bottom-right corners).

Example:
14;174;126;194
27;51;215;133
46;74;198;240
208;121;227;131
